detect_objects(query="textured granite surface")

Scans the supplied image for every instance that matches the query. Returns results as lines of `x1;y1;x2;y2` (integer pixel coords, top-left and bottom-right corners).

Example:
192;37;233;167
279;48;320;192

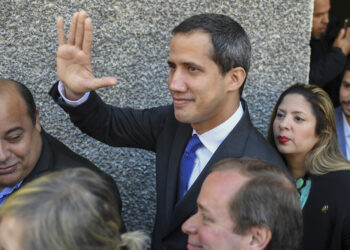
0;0;313;236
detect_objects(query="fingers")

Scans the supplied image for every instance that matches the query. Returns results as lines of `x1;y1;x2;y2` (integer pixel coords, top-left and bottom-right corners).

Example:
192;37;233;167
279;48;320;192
82;18;93;57
336;28;350;43
334;29;345;47
61;11;92;52
68;12;79;45
75;11;87;50
345;27;350;39
338;28;345;40
57;17;66;46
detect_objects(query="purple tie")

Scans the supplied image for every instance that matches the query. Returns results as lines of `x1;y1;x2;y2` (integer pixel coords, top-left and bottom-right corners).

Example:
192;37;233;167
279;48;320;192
178;134;203;200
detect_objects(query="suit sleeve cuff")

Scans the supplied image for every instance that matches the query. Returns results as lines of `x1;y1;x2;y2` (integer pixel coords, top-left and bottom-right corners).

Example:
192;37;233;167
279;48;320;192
58;81;90;107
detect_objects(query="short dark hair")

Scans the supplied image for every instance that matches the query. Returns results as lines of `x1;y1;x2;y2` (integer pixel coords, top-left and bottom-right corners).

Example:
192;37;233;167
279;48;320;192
0;78;37;125
172;13;251;94
211;158;303;250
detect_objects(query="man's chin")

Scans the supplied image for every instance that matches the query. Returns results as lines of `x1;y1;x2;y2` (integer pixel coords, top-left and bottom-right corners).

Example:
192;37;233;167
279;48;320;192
174;109;193;124
312;31;326;39
343;111;350;120
187;242;204;250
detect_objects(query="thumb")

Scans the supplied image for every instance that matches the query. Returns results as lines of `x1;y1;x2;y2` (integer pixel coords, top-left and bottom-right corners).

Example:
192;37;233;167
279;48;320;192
333;29;345;47
337;28;345;40
89;77;118;90
345;27;350;38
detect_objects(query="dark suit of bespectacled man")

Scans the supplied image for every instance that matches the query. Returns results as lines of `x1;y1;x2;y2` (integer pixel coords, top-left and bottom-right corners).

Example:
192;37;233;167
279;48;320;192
50;11;286;250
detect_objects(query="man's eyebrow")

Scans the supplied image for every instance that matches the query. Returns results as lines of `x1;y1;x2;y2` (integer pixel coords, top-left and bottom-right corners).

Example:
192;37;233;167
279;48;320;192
342;80;350;86
198;202;211;214
167;59;203;68
183;61;203;69
167;60;175;66
5;127;23;135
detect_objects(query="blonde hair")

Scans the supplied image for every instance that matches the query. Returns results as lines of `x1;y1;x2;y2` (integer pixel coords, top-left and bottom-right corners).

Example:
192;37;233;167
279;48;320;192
268;83;350;175
0;168;148;250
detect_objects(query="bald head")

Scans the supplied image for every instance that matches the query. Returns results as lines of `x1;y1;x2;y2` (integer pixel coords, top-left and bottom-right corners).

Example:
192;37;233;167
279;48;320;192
0;79;42;190
0;79;37;125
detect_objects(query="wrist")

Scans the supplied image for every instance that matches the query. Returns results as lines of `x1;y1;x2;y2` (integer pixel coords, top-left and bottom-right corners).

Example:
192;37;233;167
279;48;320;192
63;85;85;101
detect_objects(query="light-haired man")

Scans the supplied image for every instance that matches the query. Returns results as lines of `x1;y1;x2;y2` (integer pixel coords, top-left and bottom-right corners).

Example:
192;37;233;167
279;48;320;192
182;158;302;250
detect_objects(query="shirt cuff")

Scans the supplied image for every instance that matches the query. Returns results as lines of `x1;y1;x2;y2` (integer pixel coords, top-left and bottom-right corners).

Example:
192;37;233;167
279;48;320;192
58;81;90;107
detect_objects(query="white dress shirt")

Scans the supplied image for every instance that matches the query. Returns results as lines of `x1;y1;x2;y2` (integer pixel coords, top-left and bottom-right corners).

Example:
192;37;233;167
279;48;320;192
188;103;244;189
58;81;90;107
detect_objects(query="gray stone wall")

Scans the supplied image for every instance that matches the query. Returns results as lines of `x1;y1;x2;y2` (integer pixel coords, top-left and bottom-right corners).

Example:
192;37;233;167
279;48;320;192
0;0;313;235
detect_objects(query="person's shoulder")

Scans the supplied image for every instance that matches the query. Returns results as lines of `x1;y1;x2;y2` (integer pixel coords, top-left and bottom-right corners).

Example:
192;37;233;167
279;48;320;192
245;125;272;148
314;170;350;189
324;170;350;178
43;130;97;169
334;106;343;115
237;125;286;168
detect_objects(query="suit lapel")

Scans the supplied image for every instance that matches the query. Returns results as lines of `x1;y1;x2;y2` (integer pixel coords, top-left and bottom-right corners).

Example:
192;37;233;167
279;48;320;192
166;101;253;234
335;107;347;157
163;123;192;227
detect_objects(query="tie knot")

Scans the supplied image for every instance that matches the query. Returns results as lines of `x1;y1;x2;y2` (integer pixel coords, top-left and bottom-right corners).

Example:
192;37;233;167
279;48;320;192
185;134;202;154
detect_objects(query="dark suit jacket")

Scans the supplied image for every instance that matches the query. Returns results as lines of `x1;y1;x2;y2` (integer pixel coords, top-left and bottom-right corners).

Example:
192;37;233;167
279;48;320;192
335;106;347;158
50;83;286;250
300;171;350;250
22;130;125;230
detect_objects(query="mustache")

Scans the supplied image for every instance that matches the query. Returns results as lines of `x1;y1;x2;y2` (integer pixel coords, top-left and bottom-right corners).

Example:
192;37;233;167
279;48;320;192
170;92;194;99
341;100;350;105
0;160;19;168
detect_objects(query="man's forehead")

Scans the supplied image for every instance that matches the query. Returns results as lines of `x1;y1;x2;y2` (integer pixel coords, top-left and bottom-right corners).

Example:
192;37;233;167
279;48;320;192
197;171;249;217
344;71;350;80
201;171;249;199
168;33;216;69
0;94;29;133
314;0;330;12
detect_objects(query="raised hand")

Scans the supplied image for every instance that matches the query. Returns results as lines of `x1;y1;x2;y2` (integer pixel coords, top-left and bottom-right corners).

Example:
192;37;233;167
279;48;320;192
56;11;117;100
333;27;350;57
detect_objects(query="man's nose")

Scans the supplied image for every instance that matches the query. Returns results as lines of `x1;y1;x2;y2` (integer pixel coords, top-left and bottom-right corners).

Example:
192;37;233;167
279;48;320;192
168;70;187;93
181;213;198;235
322;13;329;25
0;141;10;162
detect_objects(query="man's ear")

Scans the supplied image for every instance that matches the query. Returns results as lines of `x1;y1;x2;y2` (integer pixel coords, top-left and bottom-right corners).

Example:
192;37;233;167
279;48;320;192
225;66;246;92
35;109;41;132
248;226;272;250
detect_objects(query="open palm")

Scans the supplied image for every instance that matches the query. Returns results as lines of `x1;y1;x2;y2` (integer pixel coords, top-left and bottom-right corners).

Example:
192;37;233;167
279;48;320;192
56;11;117;100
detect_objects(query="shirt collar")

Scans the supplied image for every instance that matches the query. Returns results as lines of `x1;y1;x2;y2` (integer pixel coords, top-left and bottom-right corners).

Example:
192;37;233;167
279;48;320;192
193;102;244;154
0;180;23;206
342;112;350;137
